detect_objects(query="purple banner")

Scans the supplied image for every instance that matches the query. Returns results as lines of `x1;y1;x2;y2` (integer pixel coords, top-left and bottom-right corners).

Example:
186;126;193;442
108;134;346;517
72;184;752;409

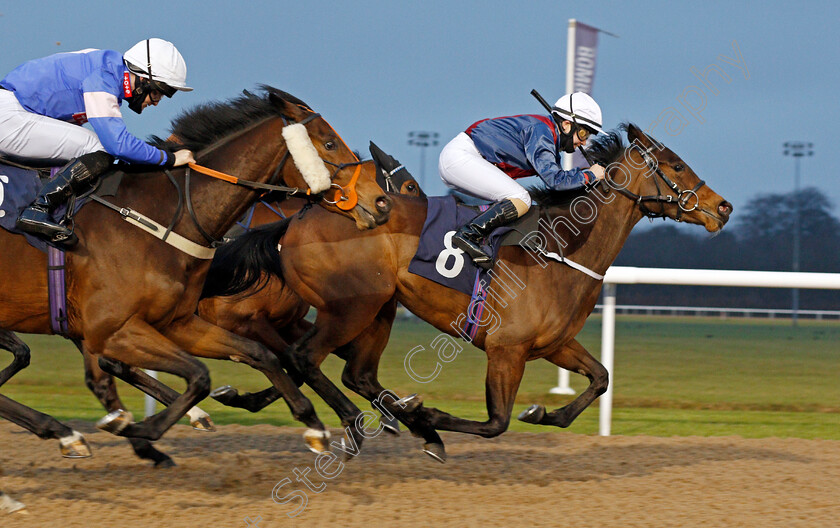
570;21;600;168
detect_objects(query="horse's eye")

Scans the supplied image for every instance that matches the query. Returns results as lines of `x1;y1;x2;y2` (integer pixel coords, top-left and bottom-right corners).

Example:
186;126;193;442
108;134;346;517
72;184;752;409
324;141;337;151
673;164;684;172
407;184;416;191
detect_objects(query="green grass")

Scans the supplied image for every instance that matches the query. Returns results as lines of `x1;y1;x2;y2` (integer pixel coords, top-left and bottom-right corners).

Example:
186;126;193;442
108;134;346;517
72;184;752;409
2;315;838;439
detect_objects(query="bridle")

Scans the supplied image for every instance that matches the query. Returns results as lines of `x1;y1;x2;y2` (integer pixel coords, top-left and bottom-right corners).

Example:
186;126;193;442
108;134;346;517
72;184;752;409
178;109;364;246
606;143;706;222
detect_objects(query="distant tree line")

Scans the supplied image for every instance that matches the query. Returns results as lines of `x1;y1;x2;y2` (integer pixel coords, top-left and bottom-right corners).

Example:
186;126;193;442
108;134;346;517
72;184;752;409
613;187;840;309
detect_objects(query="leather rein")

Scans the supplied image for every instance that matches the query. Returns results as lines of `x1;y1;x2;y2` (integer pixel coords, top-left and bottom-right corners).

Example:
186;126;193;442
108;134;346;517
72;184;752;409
174;110;363;247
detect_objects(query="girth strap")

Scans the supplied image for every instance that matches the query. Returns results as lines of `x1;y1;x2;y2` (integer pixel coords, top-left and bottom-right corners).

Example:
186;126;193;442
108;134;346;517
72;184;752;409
88;195;216;259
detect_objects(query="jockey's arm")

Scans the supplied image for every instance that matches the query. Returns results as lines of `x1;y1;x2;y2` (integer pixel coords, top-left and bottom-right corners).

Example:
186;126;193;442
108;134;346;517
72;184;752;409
522;125;591;190
81;80;172;167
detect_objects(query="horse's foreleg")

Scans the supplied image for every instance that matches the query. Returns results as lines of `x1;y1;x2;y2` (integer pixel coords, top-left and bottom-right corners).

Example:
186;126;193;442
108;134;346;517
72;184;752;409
208;314;302;412
94;356;215;431
162;315;330;453
76;341;176;467
93;318;211;442
417;346;528;439
518;338;608;428
0;330;30;387
287;315;376;458
338;301;447;460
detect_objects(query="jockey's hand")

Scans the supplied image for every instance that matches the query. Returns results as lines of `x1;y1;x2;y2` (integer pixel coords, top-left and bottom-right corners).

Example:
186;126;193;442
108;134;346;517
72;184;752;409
587;164;606;181
173;149;196;167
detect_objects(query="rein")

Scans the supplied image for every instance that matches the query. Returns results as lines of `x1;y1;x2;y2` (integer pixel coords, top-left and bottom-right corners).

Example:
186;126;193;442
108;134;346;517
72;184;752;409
92;108;365;256
607;144;706;221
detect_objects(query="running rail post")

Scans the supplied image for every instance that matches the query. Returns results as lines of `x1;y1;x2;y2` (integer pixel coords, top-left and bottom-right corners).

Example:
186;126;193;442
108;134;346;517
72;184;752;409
144;370;158;417
599;283;617;436
549;368;576;395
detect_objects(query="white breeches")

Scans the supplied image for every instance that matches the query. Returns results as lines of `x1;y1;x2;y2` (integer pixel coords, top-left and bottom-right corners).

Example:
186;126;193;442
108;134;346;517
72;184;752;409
438;132;532;207
0;89;103;164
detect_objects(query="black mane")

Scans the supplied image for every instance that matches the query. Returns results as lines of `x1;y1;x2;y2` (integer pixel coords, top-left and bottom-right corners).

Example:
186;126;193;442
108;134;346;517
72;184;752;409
528;123;632;207
150;85;311;153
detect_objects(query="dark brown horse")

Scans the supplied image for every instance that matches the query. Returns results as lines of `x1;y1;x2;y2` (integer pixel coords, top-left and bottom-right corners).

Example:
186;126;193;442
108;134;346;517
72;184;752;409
97;147;423;441
0;87;391;463
207;123;733;460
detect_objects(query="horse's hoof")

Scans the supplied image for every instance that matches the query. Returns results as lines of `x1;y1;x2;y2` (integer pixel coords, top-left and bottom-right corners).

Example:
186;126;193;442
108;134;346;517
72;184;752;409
96;409;134;435
517;404;546;425
0;494;26;515
395;393;423;413
209;385;237;404
423;442;447;463
303;428;331;453
154;457;177;469
190;415;216;432
59;431;92;459
379;414;401;436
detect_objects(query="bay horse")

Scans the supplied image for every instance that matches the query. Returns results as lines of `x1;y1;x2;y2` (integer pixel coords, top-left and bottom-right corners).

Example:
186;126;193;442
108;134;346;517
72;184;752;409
91;144;424;444
205;123;733;460
0;87;391;463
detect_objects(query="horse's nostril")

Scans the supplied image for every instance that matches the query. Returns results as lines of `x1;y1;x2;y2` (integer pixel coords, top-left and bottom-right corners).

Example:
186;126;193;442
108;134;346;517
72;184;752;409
719;201;733;217
376;195;392;213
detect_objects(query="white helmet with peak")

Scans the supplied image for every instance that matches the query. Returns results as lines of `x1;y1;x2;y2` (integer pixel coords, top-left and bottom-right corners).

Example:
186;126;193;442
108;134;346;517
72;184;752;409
552;92;603;134
124;38;192;92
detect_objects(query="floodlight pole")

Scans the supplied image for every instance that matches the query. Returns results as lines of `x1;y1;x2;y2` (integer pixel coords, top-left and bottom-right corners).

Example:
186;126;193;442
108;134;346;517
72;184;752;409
783;142;813;326
408;131;439;189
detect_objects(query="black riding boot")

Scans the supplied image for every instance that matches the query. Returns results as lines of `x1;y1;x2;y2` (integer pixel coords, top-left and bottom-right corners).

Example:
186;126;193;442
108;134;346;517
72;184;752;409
452;199;519;270
16;151;112;246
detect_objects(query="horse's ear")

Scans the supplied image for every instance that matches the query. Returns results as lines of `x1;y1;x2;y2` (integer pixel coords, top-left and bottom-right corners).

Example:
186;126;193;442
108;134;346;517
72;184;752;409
626;122;663;152
269;91;309;121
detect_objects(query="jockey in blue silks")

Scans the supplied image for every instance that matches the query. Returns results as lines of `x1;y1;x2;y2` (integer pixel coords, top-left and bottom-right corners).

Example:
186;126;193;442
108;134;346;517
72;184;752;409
0;38;196;246
438;92;606;269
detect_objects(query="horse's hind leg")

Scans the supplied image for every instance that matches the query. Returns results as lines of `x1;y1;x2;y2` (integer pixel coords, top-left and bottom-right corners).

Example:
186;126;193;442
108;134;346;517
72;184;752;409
0;330;30;387
410;345;529;439
518;338;608;428
0;393;91;457
76;341;176;468
0;331;90;458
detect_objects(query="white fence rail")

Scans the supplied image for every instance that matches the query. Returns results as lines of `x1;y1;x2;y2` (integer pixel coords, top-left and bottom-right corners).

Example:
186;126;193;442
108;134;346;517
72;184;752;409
557;267;840;436
590;305;840;319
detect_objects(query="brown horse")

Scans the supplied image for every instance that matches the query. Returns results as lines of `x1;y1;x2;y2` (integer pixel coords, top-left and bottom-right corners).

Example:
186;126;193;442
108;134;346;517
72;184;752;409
95;147;424;441
0;87;391;462
206;123;733;460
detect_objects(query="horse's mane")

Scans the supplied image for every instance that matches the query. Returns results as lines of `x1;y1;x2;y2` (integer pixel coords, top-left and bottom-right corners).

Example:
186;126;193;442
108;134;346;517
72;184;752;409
150;85;311;152
527;124;631;208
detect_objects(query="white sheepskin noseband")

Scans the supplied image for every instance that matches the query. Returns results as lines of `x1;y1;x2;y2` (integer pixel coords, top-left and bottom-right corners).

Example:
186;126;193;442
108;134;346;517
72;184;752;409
281;123;332;194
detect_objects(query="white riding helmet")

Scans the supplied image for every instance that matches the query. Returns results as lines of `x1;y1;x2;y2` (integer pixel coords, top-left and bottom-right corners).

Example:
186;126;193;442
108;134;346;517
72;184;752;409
552;92;603;134
124;38;192;92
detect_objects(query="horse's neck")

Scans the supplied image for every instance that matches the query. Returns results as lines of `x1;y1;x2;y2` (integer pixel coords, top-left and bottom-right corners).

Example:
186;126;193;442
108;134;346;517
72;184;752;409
186;119;286;240
546;182;644;277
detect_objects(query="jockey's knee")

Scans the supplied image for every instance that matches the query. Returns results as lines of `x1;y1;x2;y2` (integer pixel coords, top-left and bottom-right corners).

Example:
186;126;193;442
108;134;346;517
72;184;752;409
508;194;531;217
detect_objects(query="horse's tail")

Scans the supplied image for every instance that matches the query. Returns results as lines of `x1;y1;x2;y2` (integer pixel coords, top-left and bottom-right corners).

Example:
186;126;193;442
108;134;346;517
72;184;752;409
200;218;292;299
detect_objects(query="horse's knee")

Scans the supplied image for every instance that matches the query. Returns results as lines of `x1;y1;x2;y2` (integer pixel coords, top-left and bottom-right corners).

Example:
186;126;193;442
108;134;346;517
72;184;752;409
13;348;30;369
591;364;609;396
189;364;211;400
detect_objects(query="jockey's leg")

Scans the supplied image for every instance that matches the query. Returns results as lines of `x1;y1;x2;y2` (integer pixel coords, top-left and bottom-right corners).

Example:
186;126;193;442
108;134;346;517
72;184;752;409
438;132;531;269
15;151;113;245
